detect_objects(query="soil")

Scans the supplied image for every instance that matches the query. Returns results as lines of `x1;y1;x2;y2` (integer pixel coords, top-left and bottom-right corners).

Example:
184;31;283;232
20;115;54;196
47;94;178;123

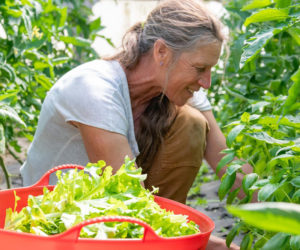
0;140;243;245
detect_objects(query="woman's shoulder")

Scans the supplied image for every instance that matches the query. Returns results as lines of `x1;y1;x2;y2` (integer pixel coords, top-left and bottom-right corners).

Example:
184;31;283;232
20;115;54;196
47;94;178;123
52;60;127;94
63;59;123;81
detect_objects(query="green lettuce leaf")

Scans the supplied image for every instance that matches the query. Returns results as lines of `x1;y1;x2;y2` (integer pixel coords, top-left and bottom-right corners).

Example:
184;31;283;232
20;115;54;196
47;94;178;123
5;157;199;238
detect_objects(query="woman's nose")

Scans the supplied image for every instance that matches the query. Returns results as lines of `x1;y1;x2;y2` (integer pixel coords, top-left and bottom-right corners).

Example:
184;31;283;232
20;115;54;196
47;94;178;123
197;69;211;89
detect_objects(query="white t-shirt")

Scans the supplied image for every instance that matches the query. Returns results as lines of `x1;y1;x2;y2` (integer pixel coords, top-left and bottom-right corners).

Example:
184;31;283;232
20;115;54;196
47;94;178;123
20;60;211;186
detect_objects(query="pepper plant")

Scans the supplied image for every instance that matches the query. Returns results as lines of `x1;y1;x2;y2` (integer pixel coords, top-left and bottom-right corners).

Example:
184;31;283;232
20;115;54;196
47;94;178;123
210;0;300;249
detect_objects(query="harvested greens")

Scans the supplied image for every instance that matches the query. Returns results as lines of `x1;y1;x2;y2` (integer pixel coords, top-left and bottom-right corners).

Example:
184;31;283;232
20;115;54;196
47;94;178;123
5;157;200;238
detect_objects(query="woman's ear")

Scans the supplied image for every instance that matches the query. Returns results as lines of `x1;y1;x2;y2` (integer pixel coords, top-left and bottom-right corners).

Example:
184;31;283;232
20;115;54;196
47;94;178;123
153;39;172;67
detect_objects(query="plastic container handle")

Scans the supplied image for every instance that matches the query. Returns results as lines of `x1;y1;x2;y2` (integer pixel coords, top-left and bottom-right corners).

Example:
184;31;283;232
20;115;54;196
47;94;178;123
58;216;161;242
33;164;85;187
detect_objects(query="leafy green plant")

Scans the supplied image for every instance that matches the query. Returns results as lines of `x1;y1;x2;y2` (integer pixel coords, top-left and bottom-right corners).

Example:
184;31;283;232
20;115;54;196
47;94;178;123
0;103;26;188
5;157;200;238
0;0;111;188
209;0;300;248
227;202;300;250
210;0;299;126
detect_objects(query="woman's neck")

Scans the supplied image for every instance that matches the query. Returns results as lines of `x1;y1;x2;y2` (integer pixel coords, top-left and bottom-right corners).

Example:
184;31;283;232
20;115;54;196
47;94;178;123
123;55;162;118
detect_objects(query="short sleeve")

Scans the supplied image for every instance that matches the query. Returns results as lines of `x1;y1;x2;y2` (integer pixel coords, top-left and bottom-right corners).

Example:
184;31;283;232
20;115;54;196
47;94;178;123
52;69;129;136
187;89;212;111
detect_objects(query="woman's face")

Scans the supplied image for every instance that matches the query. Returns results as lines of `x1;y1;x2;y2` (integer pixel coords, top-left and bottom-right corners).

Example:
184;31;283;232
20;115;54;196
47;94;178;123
164;42;221;106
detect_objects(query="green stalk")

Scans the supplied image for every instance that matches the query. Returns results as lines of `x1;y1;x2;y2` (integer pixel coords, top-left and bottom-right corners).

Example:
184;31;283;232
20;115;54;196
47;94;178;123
282;189;292;203
6;143;23;165
222;82;251;102
0;156;11;189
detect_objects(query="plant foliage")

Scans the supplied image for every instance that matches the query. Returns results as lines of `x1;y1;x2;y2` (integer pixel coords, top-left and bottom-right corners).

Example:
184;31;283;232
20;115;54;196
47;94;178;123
0;0;109;187
211;0;300;248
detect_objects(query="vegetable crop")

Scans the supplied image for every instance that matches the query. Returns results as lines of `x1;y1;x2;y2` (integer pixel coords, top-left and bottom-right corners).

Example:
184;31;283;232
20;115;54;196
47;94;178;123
4;157;200;239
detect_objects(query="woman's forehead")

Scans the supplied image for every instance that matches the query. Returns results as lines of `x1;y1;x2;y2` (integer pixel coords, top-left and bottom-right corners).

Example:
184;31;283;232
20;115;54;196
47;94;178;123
182;42;221;66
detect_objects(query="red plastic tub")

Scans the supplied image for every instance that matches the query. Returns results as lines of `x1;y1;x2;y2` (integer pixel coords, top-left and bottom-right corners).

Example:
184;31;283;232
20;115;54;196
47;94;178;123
0;165;214;250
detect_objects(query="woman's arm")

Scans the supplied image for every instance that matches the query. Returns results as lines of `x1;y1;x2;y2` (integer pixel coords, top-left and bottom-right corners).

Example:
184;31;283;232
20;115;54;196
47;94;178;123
201;110;253;199
72;121;134;173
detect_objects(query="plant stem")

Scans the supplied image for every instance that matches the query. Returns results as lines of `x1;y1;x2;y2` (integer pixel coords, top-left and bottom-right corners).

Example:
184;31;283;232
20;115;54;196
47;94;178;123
222;83;251;102
6;143;23;165
0;157;11;189
282;189;292;203
262;143;271;160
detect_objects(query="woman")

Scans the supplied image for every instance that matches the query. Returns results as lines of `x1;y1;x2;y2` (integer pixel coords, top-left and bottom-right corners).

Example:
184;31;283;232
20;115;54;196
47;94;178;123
21;0;241;248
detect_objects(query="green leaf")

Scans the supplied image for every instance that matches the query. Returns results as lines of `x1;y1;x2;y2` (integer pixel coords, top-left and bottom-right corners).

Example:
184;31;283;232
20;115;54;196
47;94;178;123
292;189;300;200
254;236;268;249
279;115;300;129
34;74;52;90
240;21;294;68
242;0;272;11
59;36;92;47
245;132;294;146
33;61;50;70
290;235;300;250
240;233;253;250
0;63;16;82
89;17;103;32
1;6;22;17
251;179;269;189
262;233;290;250
21;0;34;7
291;176;300;188
0;124;5;154
219;173;236;201
244;8;290;27
227;164;242;175
0;90;19;102
227;124;245;147
241;112;250;123
283;67;300;115
59;7;68;28
240;28;274;68
258;183;281;201
288;28;300;45
0;105;26;127
216;152;235;174
275;0;292;9
51;57;70;66
267;154;298;170
227;187;241;205
226;223;240;248
230;33;246;71
22;12;32;39
251;101;270;112
227;203;300;235
242;173;258;194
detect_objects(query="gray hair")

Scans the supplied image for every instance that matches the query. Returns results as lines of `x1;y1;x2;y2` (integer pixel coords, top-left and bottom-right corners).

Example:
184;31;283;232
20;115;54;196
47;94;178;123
108;0;224;69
